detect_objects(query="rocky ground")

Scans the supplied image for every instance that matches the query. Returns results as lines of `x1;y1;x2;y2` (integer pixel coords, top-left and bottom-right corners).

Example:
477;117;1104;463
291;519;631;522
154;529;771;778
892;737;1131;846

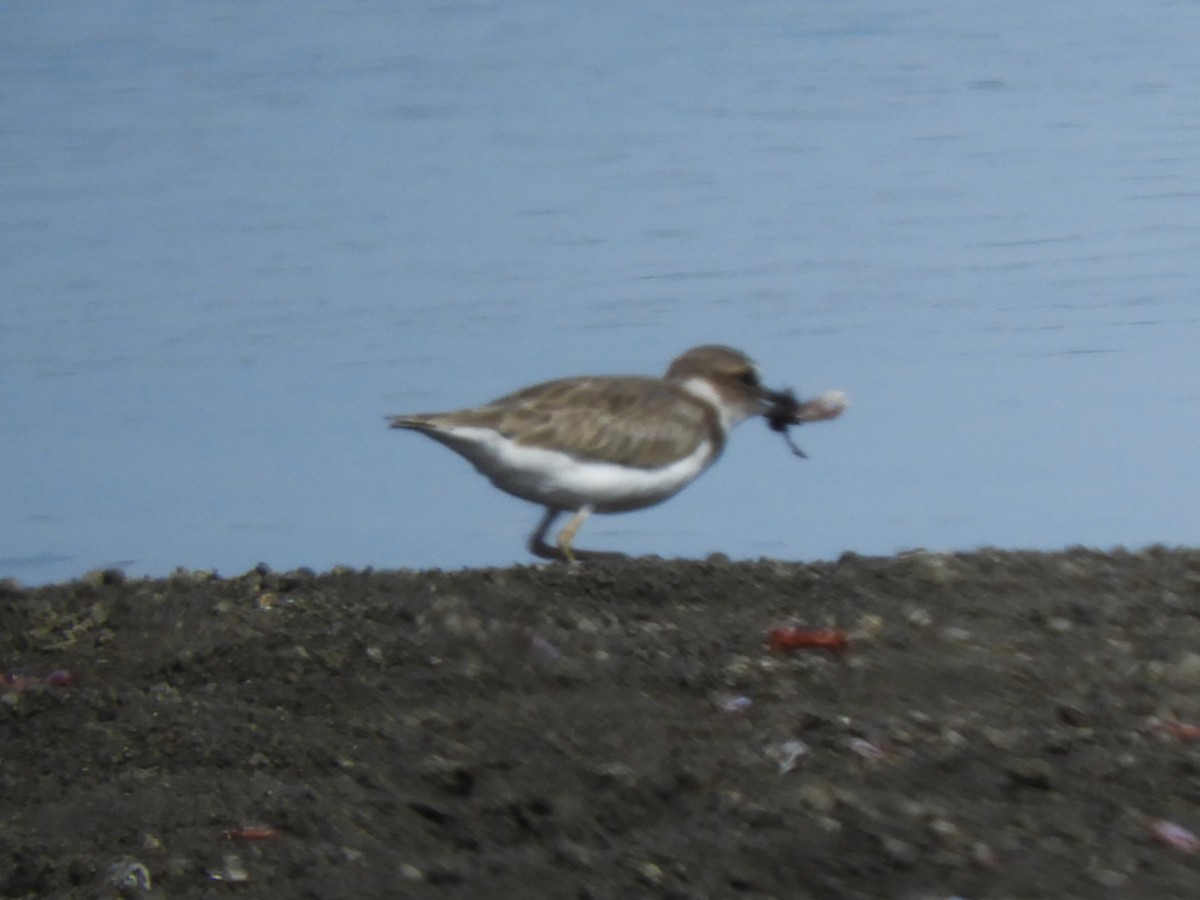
3;548;1200;899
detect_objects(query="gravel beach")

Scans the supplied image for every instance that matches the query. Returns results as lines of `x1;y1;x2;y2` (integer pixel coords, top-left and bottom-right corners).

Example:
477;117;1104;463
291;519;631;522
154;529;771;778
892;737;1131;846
3;548;1200;899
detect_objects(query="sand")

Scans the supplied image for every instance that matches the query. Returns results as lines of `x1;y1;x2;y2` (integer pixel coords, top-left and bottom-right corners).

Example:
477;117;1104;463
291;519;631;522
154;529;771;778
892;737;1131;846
3;547;1200;898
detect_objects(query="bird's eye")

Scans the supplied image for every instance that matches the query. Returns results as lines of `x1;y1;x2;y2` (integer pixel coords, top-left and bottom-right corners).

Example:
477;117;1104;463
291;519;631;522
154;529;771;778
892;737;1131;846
739;369;761;388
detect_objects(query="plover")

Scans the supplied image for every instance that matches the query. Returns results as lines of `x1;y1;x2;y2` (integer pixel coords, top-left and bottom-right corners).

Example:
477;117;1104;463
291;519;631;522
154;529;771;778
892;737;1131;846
388;345;846;562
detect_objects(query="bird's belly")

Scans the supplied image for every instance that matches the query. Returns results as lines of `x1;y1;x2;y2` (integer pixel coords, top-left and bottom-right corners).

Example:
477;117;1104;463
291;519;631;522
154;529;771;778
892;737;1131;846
447;427;716;512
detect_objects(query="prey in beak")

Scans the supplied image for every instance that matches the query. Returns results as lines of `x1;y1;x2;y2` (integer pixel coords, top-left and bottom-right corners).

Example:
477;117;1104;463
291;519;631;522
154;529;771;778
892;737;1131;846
762;387;849;458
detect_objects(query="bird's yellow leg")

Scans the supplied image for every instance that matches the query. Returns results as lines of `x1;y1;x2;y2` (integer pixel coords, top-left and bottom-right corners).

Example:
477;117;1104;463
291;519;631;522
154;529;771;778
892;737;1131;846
556;506;593;564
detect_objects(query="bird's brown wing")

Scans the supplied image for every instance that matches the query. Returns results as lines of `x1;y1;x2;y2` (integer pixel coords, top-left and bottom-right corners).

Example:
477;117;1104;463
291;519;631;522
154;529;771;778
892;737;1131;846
430;376;724;469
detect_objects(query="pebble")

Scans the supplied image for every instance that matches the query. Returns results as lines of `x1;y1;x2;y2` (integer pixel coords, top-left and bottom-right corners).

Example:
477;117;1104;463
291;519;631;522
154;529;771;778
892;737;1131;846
880;835;918;865
928;817;963;844
971;842;998;867
1004;757;1054;790
1162;652;1200;687
208;854;249;883
105;860;152;894
905;608;934;628
769;739;810;774
798;782;838;813
170;567;216;585
715;693;753;714
1089;867;1128;888
553;839;595;871
84;568;127;588
635;861;665;885
939;626;973;643
1046;616;1073;634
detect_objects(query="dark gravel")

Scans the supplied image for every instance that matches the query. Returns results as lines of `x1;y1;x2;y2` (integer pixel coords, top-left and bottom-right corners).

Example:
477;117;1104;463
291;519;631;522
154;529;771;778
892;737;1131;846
3;547;1200;899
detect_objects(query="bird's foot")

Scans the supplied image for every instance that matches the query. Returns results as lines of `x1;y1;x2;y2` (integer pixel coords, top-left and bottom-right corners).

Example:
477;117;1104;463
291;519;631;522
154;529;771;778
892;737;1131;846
529;539;627;565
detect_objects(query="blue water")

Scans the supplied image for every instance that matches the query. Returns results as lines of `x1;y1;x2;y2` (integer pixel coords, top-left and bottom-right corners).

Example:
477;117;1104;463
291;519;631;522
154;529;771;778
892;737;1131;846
3;1;1198;584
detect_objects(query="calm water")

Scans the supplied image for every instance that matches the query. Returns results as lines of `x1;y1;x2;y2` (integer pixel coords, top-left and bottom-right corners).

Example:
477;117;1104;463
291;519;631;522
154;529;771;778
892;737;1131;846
3;1;1199;584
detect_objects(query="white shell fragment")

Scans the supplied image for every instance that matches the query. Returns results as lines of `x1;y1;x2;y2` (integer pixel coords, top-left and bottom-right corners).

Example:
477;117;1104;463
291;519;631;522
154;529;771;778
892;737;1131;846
797;390;849;423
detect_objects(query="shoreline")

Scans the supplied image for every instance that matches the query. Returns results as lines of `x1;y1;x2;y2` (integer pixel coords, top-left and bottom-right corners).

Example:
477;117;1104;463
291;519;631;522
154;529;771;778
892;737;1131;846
8;541;1198;591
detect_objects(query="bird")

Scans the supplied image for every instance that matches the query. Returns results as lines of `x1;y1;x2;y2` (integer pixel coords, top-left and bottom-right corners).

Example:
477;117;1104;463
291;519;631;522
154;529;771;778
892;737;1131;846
388;345;844;563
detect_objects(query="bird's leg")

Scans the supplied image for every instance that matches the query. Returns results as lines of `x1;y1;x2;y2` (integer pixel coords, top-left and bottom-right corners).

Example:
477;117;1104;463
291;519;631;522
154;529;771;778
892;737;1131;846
555;505;594;564
528;508;565;560
528;505;627;564
557;507;629;563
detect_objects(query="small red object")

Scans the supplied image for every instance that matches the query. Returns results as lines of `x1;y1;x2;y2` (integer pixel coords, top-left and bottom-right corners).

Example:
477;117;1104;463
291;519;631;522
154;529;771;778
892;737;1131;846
223;824;280;841
1148;719;1200;743
2;670;74;691
44;670;75;688
768;626;849;655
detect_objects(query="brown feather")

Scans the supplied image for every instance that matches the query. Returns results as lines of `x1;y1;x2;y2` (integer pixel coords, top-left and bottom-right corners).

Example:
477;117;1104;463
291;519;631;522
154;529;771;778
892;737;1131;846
391;376;723;469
